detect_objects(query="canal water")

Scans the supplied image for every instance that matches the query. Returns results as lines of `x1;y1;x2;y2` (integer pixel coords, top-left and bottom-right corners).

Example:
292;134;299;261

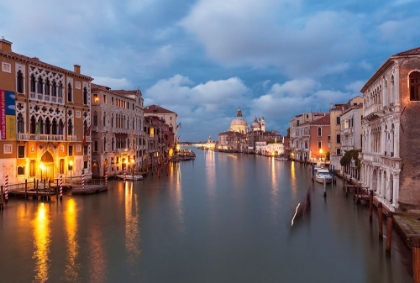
0;150;413;283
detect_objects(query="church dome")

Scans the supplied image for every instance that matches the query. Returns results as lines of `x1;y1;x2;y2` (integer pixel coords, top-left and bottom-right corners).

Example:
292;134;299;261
229;108;248;133
251;117;261;130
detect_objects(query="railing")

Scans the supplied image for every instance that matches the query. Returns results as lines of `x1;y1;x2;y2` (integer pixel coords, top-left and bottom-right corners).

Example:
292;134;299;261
29;92;64;105
68;135;77;141
17;133;64;141
364;103;382;117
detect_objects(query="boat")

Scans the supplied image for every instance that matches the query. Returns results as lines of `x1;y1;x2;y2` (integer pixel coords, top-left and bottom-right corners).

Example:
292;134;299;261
275;157;288;161
315;169;332;184
117;174;143;181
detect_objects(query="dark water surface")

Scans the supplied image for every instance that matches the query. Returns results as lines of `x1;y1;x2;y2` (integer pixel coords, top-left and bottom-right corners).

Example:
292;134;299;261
0;150;413;282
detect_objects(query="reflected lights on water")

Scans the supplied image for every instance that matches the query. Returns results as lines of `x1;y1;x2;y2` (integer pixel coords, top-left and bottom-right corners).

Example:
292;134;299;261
32;203;51;283
125;182;141;266
205;150;216;200
64;198;80;282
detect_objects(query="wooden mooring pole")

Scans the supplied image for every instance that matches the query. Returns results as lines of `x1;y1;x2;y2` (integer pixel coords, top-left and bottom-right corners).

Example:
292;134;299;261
25;179;28;199
323;178;326;198
413;237;420;283
369;190;373;222
377;203;383;240
0;185;4;210
385;212;393;256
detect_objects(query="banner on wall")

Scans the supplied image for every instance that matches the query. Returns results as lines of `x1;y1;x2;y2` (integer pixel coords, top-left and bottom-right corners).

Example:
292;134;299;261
0;90;15;140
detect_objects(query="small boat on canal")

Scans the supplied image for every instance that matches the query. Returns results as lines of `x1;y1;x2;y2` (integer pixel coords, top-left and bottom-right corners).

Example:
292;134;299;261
117;174;144;181
315;169;332;184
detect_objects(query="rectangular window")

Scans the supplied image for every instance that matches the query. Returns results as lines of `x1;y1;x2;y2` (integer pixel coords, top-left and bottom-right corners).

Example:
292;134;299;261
84;161;88;169
84;145;88;155
18;145;25;158
318;141;322;149
60;159;64;174
30;160;36;177
336;135;341;144
103;95;107;104
18;166;25;175
336;116;340;125
337;148;341;155
69;145;73;156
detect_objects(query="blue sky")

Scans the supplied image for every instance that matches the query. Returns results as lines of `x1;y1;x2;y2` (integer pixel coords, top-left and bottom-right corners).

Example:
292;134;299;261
1;0;419;141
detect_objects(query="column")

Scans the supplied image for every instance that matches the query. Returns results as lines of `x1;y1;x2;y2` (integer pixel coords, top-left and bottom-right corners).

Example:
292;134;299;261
392;173;399;208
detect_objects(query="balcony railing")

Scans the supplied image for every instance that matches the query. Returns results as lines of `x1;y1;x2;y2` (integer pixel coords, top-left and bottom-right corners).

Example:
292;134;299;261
17;133;64;141
364;103;382;117
30;92;64;105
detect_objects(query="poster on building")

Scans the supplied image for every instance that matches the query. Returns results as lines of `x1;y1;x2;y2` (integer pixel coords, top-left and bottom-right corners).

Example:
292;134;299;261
0;90;15;140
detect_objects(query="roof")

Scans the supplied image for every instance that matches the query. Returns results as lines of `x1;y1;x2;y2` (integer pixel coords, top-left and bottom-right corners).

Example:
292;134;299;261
361;46;420;92
0;50;93;81
144;104;176;114
308;114;330;126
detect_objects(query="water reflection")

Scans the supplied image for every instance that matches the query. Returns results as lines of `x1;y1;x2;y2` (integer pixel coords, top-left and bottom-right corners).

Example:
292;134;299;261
32;203;51;283
87;215;107;282
205;150;216;201
125;182;141;267
64;198;80;282
173;162;185;233
270;157;280;221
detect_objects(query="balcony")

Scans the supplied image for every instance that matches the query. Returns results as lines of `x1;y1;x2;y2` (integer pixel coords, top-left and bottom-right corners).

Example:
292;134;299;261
364;103;383;120
17;133;64;141
29;92;64;105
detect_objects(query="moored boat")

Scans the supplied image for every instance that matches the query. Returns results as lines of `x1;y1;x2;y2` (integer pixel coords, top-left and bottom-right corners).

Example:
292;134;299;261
117;174;143;181
315;169;332;184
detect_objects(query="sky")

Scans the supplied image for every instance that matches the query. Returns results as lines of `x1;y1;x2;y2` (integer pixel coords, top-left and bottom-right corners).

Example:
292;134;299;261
1;0;419;141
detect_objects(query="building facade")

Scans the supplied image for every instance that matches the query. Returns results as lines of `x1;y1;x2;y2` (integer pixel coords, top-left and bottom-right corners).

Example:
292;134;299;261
360;47;420;211
0;38;93;183
90;84;145;177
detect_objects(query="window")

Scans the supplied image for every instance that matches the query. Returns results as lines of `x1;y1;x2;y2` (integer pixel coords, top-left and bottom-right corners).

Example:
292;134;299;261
93;111;98;126
17;113;24;133
30;160;36;177
336;134;341;144
84;161;88;169
337;148;341;155
94;141;98;152
52;81;57;97
318;140;322;149
83;87;88;104
17;70;24;93
18;166;25;175
318;127;322;136
336;116;340;125
103;95;107;104
69;145;73;156
30;75;36;92
103;113;106;127
67;83;72;102
37;77;43;94
328;135;330;142
68;119;73;135
45;79;50;96
93;93;98;103
60;159;64;174
410;71;420;101
58;82;63;98
18;145;25;158
84;145;88;155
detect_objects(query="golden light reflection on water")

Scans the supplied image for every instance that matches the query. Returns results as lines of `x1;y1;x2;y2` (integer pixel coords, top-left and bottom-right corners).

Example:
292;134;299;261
169;162;185;233
205;150;216;200
290;161;298;197
32;203;50;283
87;218;106;283
64;198;80;282
125;183;141;266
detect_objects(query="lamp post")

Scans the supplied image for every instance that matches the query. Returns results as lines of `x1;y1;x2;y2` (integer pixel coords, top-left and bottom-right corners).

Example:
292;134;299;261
40;162;45;188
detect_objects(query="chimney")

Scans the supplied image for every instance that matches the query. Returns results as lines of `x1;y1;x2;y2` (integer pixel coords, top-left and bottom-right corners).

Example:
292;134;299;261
330;103;333;109
74;64;81;74
0;37;12;52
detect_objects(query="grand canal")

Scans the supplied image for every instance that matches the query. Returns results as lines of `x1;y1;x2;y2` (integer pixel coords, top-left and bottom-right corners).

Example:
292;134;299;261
0;149;413;282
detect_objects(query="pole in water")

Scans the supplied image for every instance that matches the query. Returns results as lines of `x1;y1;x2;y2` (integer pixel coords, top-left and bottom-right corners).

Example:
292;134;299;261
378;203;383;240
59;175;63;201
369;190;373;222
386;212;393;256
413;237;420;283
4;174;8;203
323;178;326;197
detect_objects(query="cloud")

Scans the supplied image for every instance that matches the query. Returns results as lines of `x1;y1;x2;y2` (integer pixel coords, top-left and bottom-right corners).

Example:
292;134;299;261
345;81;365;93
378;18;420;44
180;0;364;77
93;76;132;89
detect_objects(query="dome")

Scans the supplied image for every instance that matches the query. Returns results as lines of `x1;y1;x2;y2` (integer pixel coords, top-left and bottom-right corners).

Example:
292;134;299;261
229;108;248;133
251;117;261;130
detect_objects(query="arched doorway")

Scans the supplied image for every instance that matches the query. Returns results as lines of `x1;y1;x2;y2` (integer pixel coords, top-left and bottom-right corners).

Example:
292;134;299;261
92;159;99;177
40;151;54;181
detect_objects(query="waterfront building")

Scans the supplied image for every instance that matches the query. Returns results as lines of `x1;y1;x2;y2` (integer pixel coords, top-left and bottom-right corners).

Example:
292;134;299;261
217;131;246;152
90;84;145;177
289;112;328;161
0;38;93;183
144;104;178;138
360;46;420;211
329;97;364;171
144;115;175;167
255;139;284;156
339;100;363;180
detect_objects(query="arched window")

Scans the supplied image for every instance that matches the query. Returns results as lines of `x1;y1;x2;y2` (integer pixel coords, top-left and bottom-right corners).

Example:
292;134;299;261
45;78;50;96
17;70;24;93
94;141;98;152
318;127;322;136
103;113;106;127
37;77;43;94
67;83;72;102
17;113;24;133
84;120;88;135
59;119;64;135
52;80;57;97
38;117;44;134
58;82;63;98
68;119;73;135
83;87;88;105
30;74;36;92
104;137;107;151
45;118;51;134
52;119;58;135
30;116;36;134
410;71;420;101
93;111;98;126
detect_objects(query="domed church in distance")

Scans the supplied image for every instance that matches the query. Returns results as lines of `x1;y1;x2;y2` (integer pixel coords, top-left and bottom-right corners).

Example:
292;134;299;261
229;108;249;133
